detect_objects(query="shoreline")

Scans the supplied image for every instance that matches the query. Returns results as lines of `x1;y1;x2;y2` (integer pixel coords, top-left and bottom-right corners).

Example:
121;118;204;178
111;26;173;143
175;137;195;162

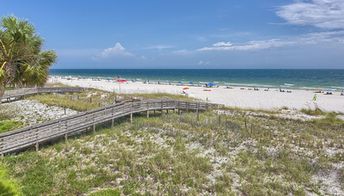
49;69;344;91
49;76;344;113
49;74;344;92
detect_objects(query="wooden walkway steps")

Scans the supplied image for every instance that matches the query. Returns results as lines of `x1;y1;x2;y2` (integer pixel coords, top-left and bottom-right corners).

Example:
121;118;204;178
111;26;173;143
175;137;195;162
0;99;215;155
1;87;84;103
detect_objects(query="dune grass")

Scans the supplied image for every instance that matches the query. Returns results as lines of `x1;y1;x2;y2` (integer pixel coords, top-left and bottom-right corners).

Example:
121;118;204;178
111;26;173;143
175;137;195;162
28;89;196;112
0;105;22;134
312;112;344;126
28;89;117;111
89;189;121;196
301;108;327;116
1;109;342;195
0;163;21;195
222;105;279;115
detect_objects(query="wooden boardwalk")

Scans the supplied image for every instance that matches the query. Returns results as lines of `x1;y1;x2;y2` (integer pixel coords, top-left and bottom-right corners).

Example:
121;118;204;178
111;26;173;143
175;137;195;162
1;87;84;103
0;99;214;155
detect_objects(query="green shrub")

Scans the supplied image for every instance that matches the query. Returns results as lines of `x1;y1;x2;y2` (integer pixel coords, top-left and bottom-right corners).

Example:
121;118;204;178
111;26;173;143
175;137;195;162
0;105;16;121
313;112;344;126
0;120;21;134
90;189;121;196
0;163;21;196
301;108;326;116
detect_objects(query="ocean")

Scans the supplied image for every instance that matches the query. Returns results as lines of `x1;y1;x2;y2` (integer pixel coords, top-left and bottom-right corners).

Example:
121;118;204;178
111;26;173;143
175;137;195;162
50;69;344;90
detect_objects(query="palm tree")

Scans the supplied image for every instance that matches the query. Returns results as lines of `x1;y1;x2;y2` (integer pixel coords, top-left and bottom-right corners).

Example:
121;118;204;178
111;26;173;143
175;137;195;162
0;16;56;96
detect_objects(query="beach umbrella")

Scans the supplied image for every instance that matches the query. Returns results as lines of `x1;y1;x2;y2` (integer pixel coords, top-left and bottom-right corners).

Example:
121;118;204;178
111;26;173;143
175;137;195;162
116;79;128;83
206;82;216;88
183;87;189;90
115;78;127;93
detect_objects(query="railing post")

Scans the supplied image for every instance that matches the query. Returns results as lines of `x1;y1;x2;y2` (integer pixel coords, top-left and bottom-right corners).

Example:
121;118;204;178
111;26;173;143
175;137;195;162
218;114;221;126
58;120;61;133
93;114;96;133
179;102;182;115
0;138;4;156
130;102;133;123
85;114;89;132
111;107;115;128
35;142;39;151
146;102;150;118
64;120;68;142
34;127;39;151
196;103;200;121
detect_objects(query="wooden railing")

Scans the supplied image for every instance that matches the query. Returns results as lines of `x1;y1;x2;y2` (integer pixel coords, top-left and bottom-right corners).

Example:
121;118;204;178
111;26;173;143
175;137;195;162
1;87;84;103
0;99;214;155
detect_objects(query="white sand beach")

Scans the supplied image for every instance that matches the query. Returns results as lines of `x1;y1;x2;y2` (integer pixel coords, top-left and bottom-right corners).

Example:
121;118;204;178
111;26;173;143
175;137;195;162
50;76;344;113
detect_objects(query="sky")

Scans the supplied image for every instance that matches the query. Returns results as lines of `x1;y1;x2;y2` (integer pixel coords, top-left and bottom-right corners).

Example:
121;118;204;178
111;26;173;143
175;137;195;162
1;0;344;69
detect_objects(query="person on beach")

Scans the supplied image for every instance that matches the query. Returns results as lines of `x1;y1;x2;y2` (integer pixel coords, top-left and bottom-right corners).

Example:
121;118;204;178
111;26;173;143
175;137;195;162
313;94;318;108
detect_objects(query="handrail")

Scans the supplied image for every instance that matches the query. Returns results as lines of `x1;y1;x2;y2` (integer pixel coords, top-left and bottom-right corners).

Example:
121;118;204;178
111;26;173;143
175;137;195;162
1;87;85;103
0;99;215;155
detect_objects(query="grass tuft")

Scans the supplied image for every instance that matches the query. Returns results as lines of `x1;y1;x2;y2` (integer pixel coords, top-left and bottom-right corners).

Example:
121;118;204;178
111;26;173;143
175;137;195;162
301;108;326;116
0;120;22;134
0;163;21;196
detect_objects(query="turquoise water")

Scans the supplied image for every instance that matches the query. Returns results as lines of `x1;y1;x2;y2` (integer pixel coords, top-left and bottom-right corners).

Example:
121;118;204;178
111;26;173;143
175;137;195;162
50;69;344;89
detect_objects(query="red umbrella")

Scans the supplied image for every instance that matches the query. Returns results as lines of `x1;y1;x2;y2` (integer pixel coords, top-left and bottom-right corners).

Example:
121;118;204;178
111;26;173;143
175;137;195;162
116;79;127;83
114;78;127;94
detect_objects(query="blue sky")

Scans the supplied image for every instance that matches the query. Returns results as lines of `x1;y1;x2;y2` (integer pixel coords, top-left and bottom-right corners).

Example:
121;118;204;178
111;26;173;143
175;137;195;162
1;0;344;69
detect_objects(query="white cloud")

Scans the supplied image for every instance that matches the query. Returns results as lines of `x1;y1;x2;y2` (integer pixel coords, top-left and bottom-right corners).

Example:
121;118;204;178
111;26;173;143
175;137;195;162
99;42;133;58
198;39;294;51
144;45;174;50
172;49;194;55
197;31;344;52
298;30;344;43
213;41;233;47
198;60;210;65
277;0;344;29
